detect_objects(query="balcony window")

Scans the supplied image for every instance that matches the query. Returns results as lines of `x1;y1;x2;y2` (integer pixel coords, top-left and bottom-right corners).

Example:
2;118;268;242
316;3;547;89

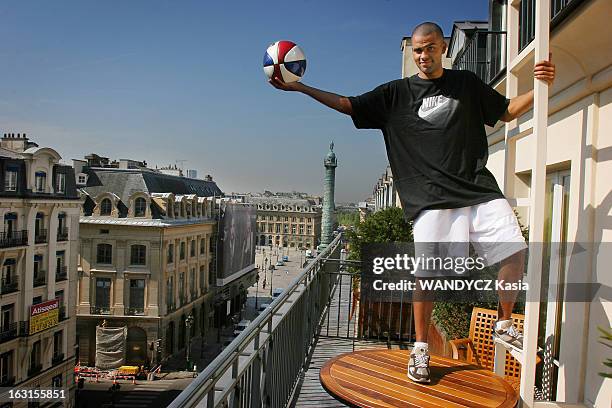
95;278;111;313
134;197;146;217
200;238;205;255
100;198;112;216
129;279;145;314
291;225;297;234
35;172;46;193
53;331;63;362
0;351;13;386
200;265;206;291
97;244;112;264
166;277;174;311
57;213;68;241
4;168;17;192
33;255;46;287
55;173;66;194
55;253;67;282
178;273;184;305
1;305;15;343
190;240;195;257
35;213;46;243
55;290;65;320
167;243;174;264
1;260;17;294
130;244;146;266
29;340;41;375
180;242;185;260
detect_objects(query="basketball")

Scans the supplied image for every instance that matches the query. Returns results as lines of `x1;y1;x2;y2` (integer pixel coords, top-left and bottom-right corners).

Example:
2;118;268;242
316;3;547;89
263;41;307;83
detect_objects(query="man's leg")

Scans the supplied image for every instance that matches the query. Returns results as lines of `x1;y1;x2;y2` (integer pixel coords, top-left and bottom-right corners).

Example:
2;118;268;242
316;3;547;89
413;282;434;342
497;248;526;320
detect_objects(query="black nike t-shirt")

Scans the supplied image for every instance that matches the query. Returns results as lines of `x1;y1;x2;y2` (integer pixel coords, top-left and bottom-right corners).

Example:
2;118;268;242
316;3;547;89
349;69;509;221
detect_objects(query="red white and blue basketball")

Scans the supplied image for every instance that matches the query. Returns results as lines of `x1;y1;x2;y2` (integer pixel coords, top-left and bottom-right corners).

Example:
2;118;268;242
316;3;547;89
263;40;307;83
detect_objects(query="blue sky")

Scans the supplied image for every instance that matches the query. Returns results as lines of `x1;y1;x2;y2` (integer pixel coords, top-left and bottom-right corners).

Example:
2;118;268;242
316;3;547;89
0;0;488;202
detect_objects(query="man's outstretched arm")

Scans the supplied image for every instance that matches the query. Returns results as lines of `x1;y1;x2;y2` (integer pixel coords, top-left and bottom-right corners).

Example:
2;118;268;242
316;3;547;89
269;76;353;115
500;56;555;122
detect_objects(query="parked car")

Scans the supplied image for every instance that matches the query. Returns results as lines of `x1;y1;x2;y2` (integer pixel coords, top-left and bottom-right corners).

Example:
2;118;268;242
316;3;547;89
282;255;289;262
272;288;283;298
235;319;251;332
275;260;284;266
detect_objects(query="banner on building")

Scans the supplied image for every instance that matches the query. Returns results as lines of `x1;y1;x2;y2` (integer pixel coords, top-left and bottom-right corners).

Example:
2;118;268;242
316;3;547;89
29;299;59;335
96;326;127;369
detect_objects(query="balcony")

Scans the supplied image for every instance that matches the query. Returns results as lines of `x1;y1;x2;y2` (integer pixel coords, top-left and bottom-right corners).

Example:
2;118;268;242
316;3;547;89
0;276;18;294
59;305;67;321
453;31;507;85
520;0;588;51
35;229;48;244
56;227;68;242
33;274;46;287
0;230;28;248
55;266;68;282
90;305;111;315
0;322;18;343
28;364;43;377
52;353;64;366
125;306;145;316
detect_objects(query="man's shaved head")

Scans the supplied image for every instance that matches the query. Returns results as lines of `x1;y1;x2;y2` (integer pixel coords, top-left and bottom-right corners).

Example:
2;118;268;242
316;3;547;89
411;22;444;40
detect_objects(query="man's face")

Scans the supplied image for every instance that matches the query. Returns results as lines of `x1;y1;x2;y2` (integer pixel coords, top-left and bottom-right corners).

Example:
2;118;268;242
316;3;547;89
412;32;446;77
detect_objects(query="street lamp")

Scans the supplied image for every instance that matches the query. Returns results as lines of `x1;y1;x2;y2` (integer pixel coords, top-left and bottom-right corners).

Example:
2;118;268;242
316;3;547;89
185;314;194;370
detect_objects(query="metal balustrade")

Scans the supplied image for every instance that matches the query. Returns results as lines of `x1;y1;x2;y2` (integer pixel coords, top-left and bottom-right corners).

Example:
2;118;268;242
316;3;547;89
453;31;507;85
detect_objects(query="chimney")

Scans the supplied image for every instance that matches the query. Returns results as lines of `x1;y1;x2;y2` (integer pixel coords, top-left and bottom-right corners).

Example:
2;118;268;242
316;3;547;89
1;132;30;152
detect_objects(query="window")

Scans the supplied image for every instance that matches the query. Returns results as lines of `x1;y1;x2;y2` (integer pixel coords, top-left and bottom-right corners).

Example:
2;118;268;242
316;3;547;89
178;273;185;304
167;243;174;264
32;296;42;305
283;224;289;234
0;351;13;384
35;213;44;239
35;172;46;192
190;268;195;296
200;238;205;255
4;168;17;192
190;240;195;257
130;245;146;265
299;225;304;235
1;304;14;333
134;197;146;217
53;331;63;358
97;244;112;264
30;341;41;370
275;224;281;233
208;262;215;285
307;225;312;235
291;225;296;234
56;173;66;193
77;174;87;185
291;217;296;222
100;198;112;216
95;278;111;309
180;242;185;260
129;279;145;310
200;265;206;290
166;277;174;310
2;259;15;286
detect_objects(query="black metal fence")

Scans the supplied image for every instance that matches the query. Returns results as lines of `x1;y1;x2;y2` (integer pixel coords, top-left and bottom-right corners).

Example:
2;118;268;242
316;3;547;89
453;31;507;85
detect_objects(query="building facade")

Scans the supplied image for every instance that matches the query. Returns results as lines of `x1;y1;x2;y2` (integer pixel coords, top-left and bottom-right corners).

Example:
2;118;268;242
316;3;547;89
0;133;80;407
371;166;402;212
248;196;321;249
76;162;222;366
412;0;611;406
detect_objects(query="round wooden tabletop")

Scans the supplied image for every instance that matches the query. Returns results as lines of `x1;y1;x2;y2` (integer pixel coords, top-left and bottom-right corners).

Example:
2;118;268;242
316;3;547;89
320;349;518;408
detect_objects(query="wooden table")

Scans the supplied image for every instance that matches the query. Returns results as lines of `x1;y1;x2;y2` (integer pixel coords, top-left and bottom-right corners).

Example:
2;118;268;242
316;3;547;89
320;349;518;408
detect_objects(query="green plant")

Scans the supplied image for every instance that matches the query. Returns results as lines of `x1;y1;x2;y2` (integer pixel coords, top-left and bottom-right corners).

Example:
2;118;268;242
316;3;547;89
598;326;612;378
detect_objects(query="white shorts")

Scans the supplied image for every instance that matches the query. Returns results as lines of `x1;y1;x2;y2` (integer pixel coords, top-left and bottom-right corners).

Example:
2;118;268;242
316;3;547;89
413;198;527;276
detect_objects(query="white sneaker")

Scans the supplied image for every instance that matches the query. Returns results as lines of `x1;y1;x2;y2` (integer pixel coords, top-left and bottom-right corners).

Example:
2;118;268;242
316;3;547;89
407;348;431;384
493;320;524;350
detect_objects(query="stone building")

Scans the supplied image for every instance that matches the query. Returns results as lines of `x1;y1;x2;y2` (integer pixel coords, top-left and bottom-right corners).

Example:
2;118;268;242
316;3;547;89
0;133;80;406
75;159;223;366
247;196;321;249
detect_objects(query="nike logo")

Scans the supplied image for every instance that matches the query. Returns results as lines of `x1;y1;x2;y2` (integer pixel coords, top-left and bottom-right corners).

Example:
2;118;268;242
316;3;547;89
418;95;450;119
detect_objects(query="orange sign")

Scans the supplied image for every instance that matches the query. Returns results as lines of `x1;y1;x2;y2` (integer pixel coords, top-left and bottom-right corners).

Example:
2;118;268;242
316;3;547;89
29;299;59;335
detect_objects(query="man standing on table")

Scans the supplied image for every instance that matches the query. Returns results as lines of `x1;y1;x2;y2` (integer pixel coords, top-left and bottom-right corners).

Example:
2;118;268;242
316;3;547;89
269;22;555;383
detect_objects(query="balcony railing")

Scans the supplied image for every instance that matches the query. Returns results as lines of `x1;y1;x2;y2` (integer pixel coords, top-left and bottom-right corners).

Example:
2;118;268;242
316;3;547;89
0;276;18;294
0;230;28;248
453;31;507;86
35;229;48;244
167;303;176;313
52;353;64;366
33;274;46;287
56;227;68;242
125;306;145;316
0;322;18;343
90;305;111;315
55;266;67;282
520;0;587;51
167;234;343;408
28;364;43;377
